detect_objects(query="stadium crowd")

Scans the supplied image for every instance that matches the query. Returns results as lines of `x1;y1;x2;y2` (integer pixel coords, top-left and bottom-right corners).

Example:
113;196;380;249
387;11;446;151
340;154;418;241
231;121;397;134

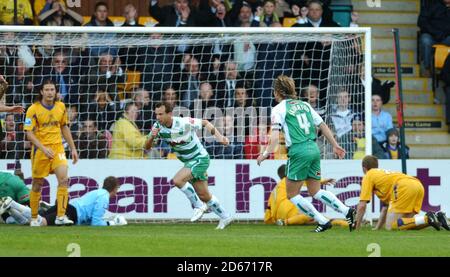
0;0;403;160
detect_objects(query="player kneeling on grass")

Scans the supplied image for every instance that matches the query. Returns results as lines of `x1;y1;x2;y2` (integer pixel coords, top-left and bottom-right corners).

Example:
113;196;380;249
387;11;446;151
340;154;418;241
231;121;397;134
145;102;233;229
1;176;127;227
264;164;348;228
355;155;449;231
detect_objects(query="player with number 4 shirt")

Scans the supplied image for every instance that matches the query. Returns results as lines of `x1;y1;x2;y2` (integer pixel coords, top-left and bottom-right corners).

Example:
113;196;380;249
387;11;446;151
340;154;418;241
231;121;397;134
257;75;356;233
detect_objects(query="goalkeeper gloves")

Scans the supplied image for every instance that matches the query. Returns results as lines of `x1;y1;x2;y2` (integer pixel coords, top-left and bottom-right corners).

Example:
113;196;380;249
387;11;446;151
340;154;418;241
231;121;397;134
107;215;128;226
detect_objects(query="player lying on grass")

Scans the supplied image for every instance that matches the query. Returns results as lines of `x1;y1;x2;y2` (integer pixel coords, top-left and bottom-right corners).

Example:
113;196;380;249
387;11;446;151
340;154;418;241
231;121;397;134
257;75;356;233
355;155;449;231
145;102;233;229
264;164;348;227
0;176;127;226
0;169;51;224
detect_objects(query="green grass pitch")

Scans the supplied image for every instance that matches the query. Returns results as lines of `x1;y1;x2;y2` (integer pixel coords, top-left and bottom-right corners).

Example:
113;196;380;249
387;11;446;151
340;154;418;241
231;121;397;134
1;223;449;257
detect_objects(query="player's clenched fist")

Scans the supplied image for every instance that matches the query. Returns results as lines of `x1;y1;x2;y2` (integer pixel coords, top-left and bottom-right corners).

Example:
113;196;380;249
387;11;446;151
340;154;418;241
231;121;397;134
151;127;160;138
220;136;230;146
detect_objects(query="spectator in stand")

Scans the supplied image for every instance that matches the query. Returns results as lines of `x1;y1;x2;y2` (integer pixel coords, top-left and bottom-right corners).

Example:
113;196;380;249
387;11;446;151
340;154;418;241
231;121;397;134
176;56;202;109
338;113;365;159
45;51;79;105
292;0;339;27
38;1;83;26
382;128;409;160
291;4;309;24
234;2;253;27
233;37;256;79
418;0;450;77
85;88;118;132
252;0;281;27
162;86;179;107
109;103;148;159
0;0;33;25
198;82;216;108
75;119;109;159
215;60;242;108
330;89;354;140
85;1;114;27
234;85;253;108
133;88;153;133
0;114;30;159
300;84;326;118
34;0;63;15
371;94;393;144
350;114;366;160
0;33;18;76
84;2;117;56
122;4;144;27
149;0;198;27
82;52;125;106
5;58;35;107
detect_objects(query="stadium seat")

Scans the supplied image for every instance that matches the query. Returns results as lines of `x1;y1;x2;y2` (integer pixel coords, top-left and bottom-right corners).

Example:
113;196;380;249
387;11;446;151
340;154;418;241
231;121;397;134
283;17;297;27
330;5;352;27
109;16;126;26
83;16;91;25
432;44;450;92
117;70;142;100
138;16;159;27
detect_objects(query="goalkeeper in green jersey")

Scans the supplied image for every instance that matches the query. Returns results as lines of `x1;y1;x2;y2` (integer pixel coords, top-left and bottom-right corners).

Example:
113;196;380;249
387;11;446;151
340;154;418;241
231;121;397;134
0;169;50;224
0;171;30;205
145;102;233;229
0;170;32;224
257;75;356;233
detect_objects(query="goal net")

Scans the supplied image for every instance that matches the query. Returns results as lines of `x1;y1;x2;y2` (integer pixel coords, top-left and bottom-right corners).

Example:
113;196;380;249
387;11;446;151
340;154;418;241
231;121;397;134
0;26;371;161
0;26;372;221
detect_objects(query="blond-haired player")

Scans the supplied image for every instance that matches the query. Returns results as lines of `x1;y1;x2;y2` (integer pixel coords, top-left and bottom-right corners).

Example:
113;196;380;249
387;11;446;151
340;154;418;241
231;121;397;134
24;79;78;226
355;155;449;231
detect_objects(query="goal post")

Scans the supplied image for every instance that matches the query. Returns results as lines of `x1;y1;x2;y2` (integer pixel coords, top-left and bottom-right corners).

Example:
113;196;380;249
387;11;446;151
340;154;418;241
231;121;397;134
0;26;372;221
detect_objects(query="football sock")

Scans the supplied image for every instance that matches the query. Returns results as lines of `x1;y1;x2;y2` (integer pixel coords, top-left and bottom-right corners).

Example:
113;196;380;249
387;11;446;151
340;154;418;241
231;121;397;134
289;194;328;225
207;195;229;219
393;216;427;230
313;189;350;215
30;191;41;219
180;183;203;209
56;186;69;218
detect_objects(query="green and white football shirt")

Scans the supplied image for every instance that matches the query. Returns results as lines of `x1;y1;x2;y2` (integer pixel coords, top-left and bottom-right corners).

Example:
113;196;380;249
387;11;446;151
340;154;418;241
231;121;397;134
153;117;209;162
271;99;323;147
